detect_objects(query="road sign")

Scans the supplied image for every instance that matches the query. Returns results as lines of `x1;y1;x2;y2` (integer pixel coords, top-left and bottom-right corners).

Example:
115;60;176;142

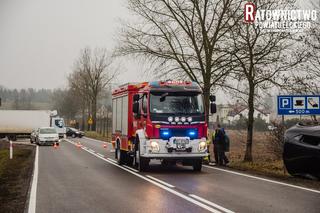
277;95;320;115
88;117;93;125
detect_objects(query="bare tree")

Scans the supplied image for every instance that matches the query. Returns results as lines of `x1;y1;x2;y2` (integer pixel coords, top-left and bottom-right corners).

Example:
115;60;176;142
227;0;306;161
70;47;117;131
117;0;241;118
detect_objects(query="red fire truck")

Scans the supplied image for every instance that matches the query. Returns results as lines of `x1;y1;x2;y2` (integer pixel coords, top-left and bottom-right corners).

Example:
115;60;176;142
112;81;216;172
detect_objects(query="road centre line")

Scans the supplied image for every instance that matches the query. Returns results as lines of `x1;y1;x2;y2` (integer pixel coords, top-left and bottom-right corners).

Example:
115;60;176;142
189;194;235;213
107;158;117;163
203;165;320;194
123;165;139;173
96;153;104;158
65;139;228;213
83;137;110;144
146;175;175;188
28;145;39;213
88;148;95;153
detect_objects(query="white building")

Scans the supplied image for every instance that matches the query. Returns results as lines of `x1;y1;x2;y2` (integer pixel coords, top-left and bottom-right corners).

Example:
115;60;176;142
211;103;271;125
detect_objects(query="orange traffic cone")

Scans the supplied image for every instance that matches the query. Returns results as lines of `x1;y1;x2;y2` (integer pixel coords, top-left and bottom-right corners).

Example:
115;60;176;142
53;142;58;149
103;142;107;149
77;142;82;149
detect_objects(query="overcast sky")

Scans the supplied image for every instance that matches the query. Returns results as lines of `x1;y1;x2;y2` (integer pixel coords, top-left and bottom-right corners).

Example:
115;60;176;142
0;0;148;90
0;0;318;91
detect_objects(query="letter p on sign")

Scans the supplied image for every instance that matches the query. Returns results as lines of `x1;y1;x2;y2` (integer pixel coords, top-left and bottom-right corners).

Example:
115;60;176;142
279;97;291;109
244;2;256;23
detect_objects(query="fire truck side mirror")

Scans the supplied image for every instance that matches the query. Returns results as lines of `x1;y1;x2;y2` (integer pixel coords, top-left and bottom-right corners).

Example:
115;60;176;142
133;102;139;114
210;103;217;114
133;94;140;102
209;95;216;102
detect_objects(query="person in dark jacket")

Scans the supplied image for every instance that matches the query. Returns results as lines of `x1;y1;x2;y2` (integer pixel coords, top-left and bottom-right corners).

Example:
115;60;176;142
214;124;229;166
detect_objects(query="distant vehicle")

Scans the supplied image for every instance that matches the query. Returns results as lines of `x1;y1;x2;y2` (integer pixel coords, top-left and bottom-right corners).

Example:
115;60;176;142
30;129;37;143
0;110;66;141
66;127;84;138
283;123;320;179
112;81;216;172
267;125;277;131
36;127;59;146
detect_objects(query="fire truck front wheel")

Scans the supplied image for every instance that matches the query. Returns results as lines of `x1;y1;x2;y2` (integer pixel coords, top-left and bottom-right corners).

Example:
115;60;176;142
134;136;149;172
138;157;149;172
192;159;202;172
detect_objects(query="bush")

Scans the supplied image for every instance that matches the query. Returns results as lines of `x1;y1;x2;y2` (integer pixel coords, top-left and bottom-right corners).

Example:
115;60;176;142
254;117;269;131
266;122;286;159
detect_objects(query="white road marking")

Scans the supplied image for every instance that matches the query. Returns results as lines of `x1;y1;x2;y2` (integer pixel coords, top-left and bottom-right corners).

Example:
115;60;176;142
83;137;110;144
28;145;39;213
88;148;95;153
123;165;139;173
189;194;235;213
65;139;226;213
107;158;117;163
203;165;320;194
96;153;104;158
146;175;175;188
108;158;117;163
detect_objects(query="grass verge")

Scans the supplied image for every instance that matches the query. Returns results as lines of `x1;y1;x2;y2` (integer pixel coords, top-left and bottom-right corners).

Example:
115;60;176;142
84;131;110;142
0;141;35;213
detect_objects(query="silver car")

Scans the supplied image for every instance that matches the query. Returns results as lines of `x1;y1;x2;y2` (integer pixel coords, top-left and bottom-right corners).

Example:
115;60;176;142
36;127;59;146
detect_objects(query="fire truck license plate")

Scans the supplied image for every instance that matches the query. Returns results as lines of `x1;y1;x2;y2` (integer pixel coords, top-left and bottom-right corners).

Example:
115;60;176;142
174;139;188;150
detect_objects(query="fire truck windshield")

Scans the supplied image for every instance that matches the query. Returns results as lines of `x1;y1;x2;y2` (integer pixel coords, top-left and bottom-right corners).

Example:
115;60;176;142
150;92;204;114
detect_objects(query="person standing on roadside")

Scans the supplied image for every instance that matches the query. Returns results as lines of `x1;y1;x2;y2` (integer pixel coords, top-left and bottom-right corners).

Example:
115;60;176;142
211;128;218;164
214;124;229;166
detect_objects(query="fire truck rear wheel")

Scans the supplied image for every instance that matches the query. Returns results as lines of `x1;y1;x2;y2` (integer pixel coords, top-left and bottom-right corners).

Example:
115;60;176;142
192;159;202;172
116;142;126;165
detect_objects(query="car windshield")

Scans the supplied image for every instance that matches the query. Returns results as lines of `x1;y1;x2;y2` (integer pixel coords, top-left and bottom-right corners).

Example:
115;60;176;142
150;92;204;114
39;128;57;134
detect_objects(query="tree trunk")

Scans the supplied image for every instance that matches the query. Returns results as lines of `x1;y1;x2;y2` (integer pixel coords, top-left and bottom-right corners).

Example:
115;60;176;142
244;84;255;162
92;98;97;131
203;81;211;125
81;106;85;131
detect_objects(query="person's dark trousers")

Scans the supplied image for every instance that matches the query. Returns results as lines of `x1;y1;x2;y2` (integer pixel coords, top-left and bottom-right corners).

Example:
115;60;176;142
221;152;229;165
213;144;219;164
216;144;228;165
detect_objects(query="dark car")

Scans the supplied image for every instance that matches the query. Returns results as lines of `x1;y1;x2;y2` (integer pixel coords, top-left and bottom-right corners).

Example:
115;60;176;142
66;127;84;138
283;123;320;179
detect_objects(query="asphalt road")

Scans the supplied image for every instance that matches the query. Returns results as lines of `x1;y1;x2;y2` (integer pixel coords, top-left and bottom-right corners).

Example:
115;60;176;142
32;137;320;213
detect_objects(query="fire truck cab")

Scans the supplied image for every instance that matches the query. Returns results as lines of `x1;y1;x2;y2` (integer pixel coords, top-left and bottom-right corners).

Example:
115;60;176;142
112;81;216;172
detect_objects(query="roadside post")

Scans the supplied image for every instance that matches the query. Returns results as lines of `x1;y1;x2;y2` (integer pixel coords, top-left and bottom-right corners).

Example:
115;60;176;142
9;140;13;159
88;117;93;131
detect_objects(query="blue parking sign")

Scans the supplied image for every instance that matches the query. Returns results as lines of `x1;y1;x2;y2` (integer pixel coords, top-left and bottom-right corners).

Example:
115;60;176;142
277;95;320;115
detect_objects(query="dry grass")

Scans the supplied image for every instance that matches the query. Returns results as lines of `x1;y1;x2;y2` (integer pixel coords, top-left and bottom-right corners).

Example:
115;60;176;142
226;130;289;176
84;131;110;142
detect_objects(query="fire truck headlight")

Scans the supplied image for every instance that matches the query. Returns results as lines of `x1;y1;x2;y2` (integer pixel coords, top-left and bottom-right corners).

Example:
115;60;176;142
181;117;186;122
150;141;160;152
168;116;173;122
187;117;192;122
174;117;180;122
198;141;206;152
